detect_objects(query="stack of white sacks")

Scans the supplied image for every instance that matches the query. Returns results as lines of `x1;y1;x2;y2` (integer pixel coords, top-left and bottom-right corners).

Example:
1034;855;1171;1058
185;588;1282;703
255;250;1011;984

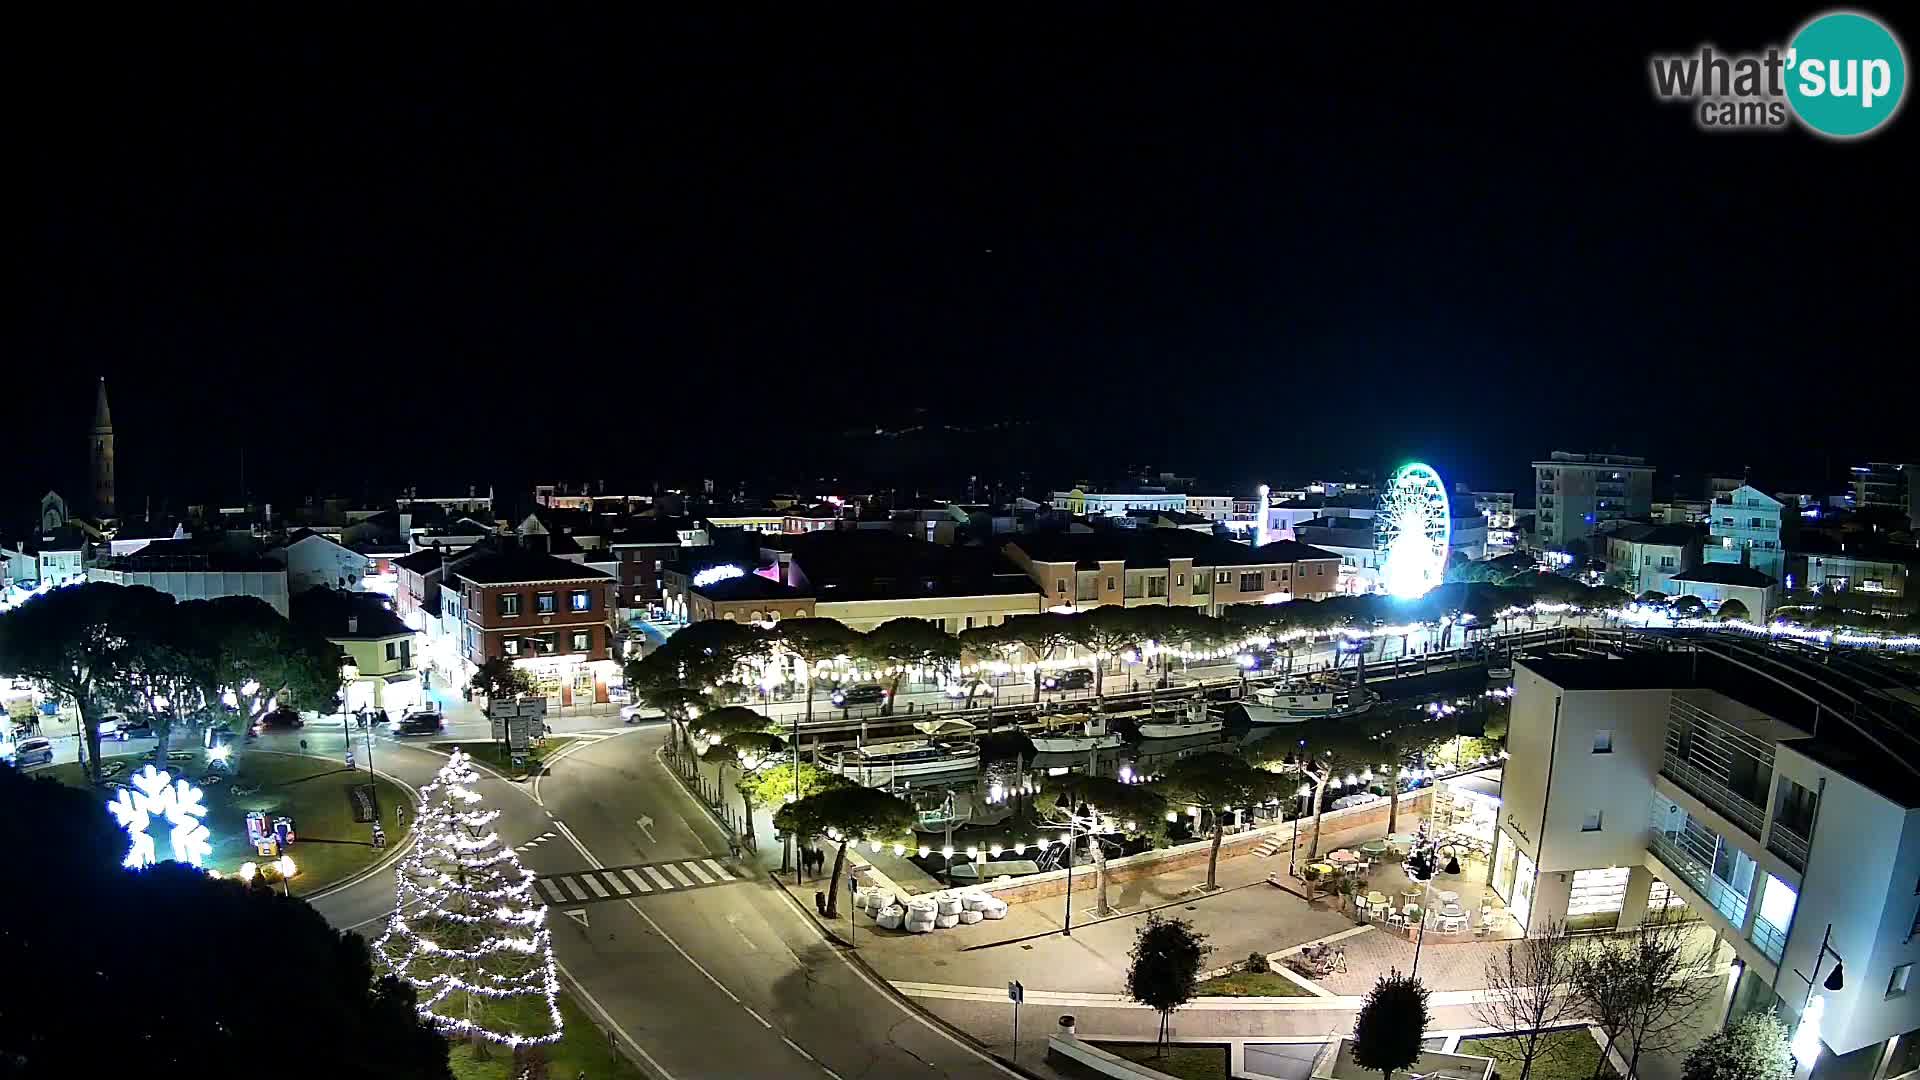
854;885;1007;932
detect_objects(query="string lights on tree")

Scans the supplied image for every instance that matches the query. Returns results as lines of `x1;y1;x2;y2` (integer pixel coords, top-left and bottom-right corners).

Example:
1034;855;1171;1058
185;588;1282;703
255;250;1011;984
374;748;563;1050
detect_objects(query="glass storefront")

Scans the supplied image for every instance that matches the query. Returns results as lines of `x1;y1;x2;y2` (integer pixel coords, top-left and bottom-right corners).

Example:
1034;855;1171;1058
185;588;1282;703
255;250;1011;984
1568;866;1631;933
1511;849;1537;930
1493;829;1519;902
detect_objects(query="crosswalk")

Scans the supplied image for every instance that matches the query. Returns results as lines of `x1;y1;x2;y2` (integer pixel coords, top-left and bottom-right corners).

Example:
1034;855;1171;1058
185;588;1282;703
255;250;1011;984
535;857;741;905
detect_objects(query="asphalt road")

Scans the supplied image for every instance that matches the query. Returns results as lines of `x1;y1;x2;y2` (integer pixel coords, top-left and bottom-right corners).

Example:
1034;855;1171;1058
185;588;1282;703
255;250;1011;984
299;716;1016;1080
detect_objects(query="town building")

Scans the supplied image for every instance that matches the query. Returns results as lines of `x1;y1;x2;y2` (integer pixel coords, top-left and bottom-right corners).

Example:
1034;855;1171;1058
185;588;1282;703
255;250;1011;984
1051;489;1189;518
1605;523;1703;596
1002;530;1341;613
664;563;817;626
1463;489;1516;547
1499;645;1920;1080
86;541;290;616
1665;562;1778;620
1850;462;1913;518
274;529;374;592
1;528;90;588
453;544;617;707
290;588;421;714
607;522;699;619
1533;451;1655;550
1290;517;1382;592
1799;543;1916;599
1704;485;1787;584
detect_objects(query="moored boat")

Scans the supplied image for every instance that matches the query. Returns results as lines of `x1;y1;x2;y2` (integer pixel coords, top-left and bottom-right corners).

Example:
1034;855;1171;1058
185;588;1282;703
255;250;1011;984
1027;713;1125;752
828;739;981;785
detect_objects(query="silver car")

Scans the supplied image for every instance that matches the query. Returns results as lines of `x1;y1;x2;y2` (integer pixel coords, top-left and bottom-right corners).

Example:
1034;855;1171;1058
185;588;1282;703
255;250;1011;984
10;737;54;768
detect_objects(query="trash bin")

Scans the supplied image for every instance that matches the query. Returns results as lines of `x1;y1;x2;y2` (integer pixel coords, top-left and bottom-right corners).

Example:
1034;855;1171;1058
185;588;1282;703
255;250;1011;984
1057;1015;1076;1036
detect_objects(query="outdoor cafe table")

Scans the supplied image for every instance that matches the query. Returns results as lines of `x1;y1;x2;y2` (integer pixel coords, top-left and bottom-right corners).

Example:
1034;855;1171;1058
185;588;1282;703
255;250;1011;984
1386;833;1416;852
1327;850;1360;865
1358;839;1390;858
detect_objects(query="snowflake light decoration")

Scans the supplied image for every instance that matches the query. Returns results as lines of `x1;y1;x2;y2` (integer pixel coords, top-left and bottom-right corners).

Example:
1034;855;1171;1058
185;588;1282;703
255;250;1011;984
107;764;213;870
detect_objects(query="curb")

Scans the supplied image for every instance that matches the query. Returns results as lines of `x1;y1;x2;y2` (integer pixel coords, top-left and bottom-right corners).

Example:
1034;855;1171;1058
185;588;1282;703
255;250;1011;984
763;868;1043;1080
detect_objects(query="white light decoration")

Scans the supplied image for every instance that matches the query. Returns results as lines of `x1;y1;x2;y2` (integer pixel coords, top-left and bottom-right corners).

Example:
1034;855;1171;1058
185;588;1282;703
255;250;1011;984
1377;462;1452;599
374;749;562;1048
107;764;212;869
1791;994;1826;1065
692;564;746;588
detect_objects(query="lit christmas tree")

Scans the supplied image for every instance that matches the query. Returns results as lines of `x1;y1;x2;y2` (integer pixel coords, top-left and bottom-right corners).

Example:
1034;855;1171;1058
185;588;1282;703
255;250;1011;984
375;748;563;1050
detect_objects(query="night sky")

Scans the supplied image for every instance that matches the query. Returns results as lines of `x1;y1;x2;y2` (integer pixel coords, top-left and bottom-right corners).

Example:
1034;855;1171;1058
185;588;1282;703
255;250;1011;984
13;6;1913;517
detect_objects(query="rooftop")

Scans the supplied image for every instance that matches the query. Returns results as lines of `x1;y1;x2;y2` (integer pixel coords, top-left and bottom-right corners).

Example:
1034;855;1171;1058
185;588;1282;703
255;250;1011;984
1611;523;1705;548
1668;563;1778;588
291;588;412;640
693;573;807;603
1007;529;1293;570
454;548;612;586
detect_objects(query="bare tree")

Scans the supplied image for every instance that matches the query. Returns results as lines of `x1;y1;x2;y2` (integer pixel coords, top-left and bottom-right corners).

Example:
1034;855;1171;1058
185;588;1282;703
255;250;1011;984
1471;920;1583;1080
1573;911;1719;1080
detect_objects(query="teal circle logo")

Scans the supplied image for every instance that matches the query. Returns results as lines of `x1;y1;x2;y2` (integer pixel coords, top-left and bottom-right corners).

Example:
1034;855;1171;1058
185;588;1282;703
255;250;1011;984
1786;11;1907;138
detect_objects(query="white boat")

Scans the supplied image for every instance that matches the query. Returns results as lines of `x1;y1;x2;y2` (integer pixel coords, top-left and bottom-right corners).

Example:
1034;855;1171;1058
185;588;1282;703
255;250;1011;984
1028;713;1125;753
1243;685;1374;724
1137;699;1225;740
1487;663;1515;680
828;740;981;785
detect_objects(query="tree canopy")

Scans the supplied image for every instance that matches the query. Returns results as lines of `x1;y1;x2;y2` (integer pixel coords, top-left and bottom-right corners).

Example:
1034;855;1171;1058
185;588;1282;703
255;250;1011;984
468;655;536;701
1351;970;1432;1080
1126;913;1212;1050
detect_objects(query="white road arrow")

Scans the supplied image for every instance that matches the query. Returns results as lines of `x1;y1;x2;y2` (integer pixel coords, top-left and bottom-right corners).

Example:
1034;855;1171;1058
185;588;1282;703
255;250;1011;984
564;908;589;929
635;815;656;844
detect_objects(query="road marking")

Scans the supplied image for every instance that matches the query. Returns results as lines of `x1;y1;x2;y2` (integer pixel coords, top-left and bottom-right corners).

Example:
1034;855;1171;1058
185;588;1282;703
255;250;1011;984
636;814;657;843
604;871;631;896
643;866;675;890
683;861;715;884
702;858;735;881
581;874;609;899
564;908;589;929
537;880;568;903
621;868;653;893
743;1005;772;1028
821;1067;843;1080
782;1036;813;1060
554;964;679;1080
663;863;695;887
561;877;588;901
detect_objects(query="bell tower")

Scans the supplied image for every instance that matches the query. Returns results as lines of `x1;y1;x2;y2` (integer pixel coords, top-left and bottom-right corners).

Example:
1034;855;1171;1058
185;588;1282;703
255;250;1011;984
91;376;115;519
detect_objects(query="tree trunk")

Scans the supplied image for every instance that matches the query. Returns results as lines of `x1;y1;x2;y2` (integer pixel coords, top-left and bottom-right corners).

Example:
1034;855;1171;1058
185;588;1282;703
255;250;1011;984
1308;774;1331;859
1206;814;1223;889
78;697;103;784
1387;757;1400;834
153;718;172;764
740;787;756;850
825;838;849;917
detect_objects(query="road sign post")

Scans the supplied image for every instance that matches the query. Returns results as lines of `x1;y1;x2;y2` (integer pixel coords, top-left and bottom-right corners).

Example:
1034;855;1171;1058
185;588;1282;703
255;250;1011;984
848;874;858;947
1008;980;1024;1063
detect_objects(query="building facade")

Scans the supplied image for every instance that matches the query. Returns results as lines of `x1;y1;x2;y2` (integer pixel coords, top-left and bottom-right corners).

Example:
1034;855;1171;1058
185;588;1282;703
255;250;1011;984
455;548;617;707
1851;463;1913;517
1499;647;1920;1080
1533;451;1655;550
277;530;375;592
1705;485;1787;584
1667;562;1779;620
1606;524;1703;596
1003;532;1341;613
87;550;290;616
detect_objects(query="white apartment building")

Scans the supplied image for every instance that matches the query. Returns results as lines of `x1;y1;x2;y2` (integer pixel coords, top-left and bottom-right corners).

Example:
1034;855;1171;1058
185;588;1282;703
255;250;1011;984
1533;451;1655;550
1052;489;1189;517
1500;644;1920;1080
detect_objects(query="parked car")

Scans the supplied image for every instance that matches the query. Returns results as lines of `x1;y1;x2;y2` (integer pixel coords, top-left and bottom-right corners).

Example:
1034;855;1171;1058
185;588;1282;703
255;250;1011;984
831;683;889;708
114;714;155;741
1041;668;1095;691
390;711;444;736
9;737;54;768
96;714;125;740
259;708;305;731
620;702;649;724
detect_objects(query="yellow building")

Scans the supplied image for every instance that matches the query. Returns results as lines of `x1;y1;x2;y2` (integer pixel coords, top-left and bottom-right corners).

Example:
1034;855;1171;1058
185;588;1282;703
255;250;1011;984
291;588;423;715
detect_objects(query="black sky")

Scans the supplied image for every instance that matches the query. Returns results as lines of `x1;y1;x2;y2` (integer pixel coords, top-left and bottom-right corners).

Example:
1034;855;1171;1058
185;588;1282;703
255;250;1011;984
13;5;1914;514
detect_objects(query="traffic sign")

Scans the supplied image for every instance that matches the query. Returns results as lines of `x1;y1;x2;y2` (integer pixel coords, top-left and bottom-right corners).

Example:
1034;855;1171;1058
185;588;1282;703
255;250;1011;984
1007;980;1023;1004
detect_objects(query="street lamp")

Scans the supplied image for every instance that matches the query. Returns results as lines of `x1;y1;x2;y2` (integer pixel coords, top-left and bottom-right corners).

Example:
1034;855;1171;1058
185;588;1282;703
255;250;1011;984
276;855;297;897
1406;825;1460;979
1790;923;1846;1065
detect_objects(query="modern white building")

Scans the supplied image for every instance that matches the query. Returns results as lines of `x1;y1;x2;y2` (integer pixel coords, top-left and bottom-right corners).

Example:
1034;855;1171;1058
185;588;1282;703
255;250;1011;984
87;548;291;617
1051;489;1189;517
1499;644;1920;1080
1533;450;1656;550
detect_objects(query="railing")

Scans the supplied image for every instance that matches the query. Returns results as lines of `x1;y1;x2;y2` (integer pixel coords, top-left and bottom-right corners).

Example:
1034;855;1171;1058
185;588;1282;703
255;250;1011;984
1767;822;1810;872
1751;917;1789;964
1647;831;1750;927
1660;757;1767;839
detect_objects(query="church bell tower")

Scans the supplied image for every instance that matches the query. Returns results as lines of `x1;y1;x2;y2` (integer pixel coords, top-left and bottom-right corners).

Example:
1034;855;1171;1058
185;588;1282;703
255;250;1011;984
92;376;115;519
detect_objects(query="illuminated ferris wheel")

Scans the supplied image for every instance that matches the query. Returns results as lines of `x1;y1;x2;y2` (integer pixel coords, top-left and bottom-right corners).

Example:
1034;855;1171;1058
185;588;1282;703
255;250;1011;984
1377;462;1452;599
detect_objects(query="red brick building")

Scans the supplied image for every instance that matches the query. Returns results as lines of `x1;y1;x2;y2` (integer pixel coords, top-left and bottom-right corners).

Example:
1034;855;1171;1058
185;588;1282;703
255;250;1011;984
606;523;685;615
455;546;617;706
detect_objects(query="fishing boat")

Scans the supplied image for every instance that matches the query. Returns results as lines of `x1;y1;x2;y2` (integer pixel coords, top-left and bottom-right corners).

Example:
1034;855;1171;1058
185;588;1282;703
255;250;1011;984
1242;683;1374;724
827;739;981;785
1027;713;1124;753
1136;698;1225;740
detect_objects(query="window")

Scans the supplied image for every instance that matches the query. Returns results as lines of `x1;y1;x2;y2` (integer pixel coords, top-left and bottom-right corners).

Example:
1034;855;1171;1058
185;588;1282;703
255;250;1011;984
571;629;590;651
1269;568;1278;581
570;590;591;612
503;638;520;656
385;642;398;661
538;631;557;654
1661;556;1676;568
1106;576;1116;591
1055;578;1066;593
499;593;521;617
1593;730;1613;754
1239;572;1262;592
536;592;557;614
1175;573;1185;586
400;640;410;667
1216;571;1229;584
1750;518;1764;528
1891;964;1913;999
1582;810;1603;832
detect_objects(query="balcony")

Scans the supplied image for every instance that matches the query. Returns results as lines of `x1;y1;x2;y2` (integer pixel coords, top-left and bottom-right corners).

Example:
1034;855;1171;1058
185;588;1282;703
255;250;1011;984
1662;696;1773;841
1766;821;1810;872
1648;795;1755;929
1660;757;1767;839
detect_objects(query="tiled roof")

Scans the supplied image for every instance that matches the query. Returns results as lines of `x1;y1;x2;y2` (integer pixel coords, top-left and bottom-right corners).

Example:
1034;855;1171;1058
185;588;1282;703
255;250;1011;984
1668;563;1777;588
455;550;612;586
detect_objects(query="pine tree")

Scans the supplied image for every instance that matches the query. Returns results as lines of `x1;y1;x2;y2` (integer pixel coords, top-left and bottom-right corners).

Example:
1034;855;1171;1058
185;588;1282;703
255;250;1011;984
375;748;563;1052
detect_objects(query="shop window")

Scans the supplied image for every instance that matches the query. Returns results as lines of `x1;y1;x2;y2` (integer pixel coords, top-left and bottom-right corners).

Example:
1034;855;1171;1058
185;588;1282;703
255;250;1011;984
1582;810;1604;832
1593;730;1613;754
571;629;590;651
503;639;520;656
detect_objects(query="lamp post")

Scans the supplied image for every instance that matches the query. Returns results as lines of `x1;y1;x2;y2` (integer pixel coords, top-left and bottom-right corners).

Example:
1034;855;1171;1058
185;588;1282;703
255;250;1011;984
1406;824;1460;980
1280;744;1327;877
1789;923;1846;1067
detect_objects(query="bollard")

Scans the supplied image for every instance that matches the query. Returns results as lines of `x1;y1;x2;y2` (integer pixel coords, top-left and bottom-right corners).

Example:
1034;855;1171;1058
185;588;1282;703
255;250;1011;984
1057;1014;1076;1036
